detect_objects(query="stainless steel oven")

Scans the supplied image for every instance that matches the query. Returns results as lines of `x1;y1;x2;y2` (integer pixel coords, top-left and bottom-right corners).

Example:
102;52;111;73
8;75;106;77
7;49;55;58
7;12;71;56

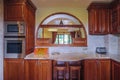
4;37;25;58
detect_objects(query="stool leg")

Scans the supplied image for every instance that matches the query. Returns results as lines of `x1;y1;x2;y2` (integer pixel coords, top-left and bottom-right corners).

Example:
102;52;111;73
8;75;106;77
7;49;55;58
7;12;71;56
78;69;80;80
70;68;72;80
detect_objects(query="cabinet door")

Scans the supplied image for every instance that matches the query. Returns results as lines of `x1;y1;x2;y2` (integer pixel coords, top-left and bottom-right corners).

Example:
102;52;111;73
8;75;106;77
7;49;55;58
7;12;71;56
4;58;24;80
25;5;35;54
111;5;119;34
111;4;120;34
4;3;24;21
84;59;111;80
112;60;120;80
117;4;120;33
84;59;98;80
88;9;98;34
100;9;110;34
24;60;38;80
88;3;110;35
38;60;52;80
100;59;111;80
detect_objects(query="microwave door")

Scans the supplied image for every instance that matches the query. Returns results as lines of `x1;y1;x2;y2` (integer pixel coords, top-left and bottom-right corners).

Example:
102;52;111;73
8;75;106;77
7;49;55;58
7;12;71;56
4;21;25;36
7;24;19;33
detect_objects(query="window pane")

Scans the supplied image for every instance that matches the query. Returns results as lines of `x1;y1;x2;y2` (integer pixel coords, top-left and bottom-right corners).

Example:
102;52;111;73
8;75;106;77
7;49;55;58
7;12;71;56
59;35;64;44
55;34;72;44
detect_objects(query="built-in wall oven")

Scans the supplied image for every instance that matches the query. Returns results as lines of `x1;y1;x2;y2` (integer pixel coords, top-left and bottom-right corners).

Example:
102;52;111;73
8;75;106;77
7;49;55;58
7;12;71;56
4;37;25;58
4;21;26;58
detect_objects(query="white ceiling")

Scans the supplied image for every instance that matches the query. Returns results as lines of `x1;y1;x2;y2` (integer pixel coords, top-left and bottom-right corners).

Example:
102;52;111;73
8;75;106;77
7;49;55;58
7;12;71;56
31;0;113;9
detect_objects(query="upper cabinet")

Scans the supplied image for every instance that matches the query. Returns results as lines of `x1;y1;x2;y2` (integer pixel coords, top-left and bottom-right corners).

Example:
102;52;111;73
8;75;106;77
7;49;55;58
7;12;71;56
87;1;120;35
4;0;36;54
87;3;110;35
110;1;120;34
36;13;87;47
4;0;36;21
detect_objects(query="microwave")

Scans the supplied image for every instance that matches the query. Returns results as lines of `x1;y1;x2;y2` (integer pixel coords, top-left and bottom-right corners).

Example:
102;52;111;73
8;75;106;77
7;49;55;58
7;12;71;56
4;37;25;58
4;21;25;36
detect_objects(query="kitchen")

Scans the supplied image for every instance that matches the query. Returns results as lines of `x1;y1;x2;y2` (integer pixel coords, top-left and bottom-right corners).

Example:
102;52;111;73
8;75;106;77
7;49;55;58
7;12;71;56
1;0;120;80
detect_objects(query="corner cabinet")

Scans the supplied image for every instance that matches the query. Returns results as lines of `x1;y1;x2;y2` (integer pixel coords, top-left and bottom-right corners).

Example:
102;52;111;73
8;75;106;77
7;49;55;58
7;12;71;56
4;58;24;80
84;59;111;80
112;60;120;80
24;59;52;80
4;0;36;54
87;3;110;35
110;1;120;34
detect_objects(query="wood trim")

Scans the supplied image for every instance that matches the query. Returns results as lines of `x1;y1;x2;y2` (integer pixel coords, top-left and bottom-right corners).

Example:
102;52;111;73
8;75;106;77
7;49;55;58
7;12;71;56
40;25;83;28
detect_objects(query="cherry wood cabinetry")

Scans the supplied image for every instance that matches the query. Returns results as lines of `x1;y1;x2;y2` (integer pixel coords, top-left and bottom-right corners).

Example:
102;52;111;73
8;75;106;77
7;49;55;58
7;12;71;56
4;0;36;21
25;59;52;80
24;2;36;54
109;1;120;34
4;0;24;21
24;60;38;80
87;3;110;35
112;60;120;80
4;58;24;80
84;59;111;80
4;0;36;54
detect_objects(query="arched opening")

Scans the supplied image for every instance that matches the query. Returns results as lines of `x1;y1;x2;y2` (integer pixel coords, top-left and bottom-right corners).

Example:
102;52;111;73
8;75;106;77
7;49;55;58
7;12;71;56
36;12;87;47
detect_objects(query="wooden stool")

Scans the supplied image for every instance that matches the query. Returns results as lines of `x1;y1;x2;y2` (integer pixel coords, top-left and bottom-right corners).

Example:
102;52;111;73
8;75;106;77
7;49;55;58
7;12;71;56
69;61;81;80
54;66;67;80
69;66;81;80
53;61;67;80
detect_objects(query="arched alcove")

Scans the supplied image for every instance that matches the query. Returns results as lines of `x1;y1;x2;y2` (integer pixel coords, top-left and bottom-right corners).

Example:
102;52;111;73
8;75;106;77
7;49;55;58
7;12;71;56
36;12;87;47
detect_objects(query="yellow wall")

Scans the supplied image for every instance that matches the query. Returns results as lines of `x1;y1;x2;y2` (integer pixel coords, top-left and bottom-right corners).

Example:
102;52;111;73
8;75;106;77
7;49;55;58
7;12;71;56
35;7;88;32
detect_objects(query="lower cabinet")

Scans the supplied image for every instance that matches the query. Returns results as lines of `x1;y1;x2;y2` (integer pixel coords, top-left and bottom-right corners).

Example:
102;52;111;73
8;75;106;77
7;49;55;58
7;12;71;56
112;60;120;80
25;59;52;80
5;58;118;80
84;59;111;80
24;60;38;80
4;58;24;80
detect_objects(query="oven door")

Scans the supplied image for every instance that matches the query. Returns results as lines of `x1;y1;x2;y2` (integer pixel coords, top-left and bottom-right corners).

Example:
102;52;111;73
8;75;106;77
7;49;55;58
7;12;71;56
4;38;25;58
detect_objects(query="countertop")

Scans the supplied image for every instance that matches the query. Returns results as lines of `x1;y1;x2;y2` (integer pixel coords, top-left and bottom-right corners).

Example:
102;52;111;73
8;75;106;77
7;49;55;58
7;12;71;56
24;52;120;62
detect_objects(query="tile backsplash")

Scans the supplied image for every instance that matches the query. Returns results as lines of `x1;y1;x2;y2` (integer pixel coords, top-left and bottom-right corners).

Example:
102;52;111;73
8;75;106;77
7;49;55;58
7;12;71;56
36;34;119;55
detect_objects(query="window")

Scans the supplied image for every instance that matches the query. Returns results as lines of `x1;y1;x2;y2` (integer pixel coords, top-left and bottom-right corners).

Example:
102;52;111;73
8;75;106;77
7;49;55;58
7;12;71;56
55;33;72;44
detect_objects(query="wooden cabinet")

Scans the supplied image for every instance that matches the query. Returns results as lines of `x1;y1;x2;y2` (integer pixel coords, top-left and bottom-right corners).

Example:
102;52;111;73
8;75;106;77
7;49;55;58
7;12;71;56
25;59;52;80
4;58;24;80
4;0;24;21
25;1;36;54
84;59;111;80
4;3;24;21
99;59;111;80
24;60;38;80
112;60;120;80
38;60;52;80
87;3;110;35
4;0;36;54
110;1;120;34
84;59;98;80
4;0;36;21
